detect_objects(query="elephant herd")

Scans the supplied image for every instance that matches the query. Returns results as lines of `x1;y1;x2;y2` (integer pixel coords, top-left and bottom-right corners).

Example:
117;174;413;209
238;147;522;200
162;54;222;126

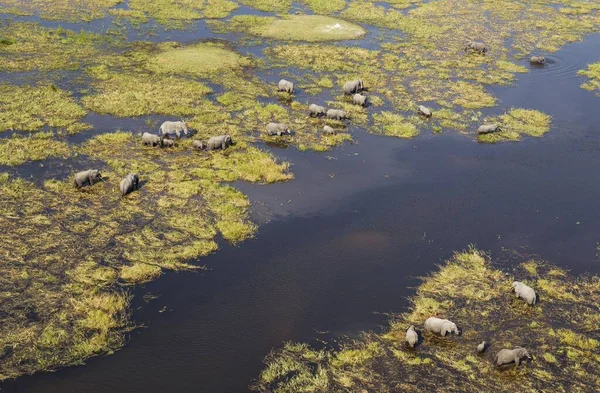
406;280;537;368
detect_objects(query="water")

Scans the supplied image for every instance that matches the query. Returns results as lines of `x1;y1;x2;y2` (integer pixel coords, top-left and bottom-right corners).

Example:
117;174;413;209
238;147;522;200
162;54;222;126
2;10;600;393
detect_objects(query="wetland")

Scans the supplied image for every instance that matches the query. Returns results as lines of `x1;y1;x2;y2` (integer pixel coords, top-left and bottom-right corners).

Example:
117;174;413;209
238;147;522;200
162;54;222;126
1;0;600;392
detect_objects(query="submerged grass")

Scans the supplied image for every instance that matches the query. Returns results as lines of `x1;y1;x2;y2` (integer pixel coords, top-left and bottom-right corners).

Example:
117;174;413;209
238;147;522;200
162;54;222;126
255;248;600;393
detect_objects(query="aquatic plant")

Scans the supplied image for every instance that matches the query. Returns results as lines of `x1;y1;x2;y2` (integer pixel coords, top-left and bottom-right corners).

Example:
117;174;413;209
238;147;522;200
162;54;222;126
579;61;600;94
477;108;552;143
0;132;71;165
0;84;89;133
254;248;600;393
0;0;121;21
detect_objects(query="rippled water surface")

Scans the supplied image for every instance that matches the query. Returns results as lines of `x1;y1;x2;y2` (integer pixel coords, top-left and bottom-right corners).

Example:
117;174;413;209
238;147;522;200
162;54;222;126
1;6;600;393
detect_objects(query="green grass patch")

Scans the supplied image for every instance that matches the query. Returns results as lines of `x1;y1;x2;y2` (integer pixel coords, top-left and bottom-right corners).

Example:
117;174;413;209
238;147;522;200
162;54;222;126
0;133;71;165
478;108;552;143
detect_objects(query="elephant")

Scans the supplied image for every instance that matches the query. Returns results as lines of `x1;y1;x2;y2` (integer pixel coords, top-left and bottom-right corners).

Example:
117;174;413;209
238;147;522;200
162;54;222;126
266;122;291;136
465;40;488;54
161;138;175;148
530;56;546;64
512;281;537;305
406;326;418;348
477;124;501;134
477;341;487;353
159;120;188;139
424;317;459;337
323;125;336;135
494;347;532;367
207;135;233;150
343;79;364;95
418;105;432;117
278;79;294;94
192;140;207;150
73;169;102;188
142;132;162;147
326;109;347;120
352;93;367;107
119;173;139;196
308;104;326;117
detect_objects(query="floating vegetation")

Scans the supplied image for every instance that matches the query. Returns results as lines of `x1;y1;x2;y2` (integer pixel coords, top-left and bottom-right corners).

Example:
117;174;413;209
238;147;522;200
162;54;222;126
0;84;89;133
0;0;121;21
254;248;600;393
0;131;292;379
579;61;600;94
211;15;366;42
0;132;71;165
146;42;250;77
127;0;238;27
373;112;419;138
478;108;552;143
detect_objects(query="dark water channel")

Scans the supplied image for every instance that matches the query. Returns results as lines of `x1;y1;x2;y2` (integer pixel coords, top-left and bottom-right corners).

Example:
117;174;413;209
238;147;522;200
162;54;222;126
2;11;600;393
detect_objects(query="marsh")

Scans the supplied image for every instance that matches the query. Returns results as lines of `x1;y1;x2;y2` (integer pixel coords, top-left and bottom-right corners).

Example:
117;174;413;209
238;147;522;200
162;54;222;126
1;0;600;392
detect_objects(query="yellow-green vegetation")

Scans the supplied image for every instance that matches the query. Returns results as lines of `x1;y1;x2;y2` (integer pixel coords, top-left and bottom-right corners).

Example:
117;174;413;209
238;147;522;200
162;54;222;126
299;0;347;14
127;0;238;28
239;0;291;13
478;109;552;143
373;112;419;138
0;132;71;165
0;131;292;379
211;15;366;42
146;42;250;77
255;248;600;393
0;22;118;72
579;61;600;94
0;84;89;133
0;0;121;21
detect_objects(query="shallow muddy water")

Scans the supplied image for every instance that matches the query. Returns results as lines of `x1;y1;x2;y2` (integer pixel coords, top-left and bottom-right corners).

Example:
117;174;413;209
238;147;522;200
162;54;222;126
2;6;600;393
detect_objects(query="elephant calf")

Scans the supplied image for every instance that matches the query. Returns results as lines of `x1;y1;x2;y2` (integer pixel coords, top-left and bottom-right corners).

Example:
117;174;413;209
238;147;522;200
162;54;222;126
193;140;207;150
478;124;501;134
494;347;532;367
323;125;336;135
512;281;537;305
465;40;487;54
424;317;459;337
159;120;188;139
266;122;291;136
278;79;294;94
530;56;546;64
418;105;432;117
477;341;487;353
352;93;367;107
406;326;418;348
308;104;326;117
161;138;175;148
343;79;364;95
207;135;233;151
142;132;162;147
74;169;102;188
326;109;347;121
120;173;139;196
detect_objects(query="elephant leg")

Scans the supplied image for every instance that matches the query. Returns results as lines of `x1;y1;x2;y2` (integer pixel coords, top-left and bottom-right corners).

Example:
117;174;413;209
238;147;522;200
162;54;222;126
514;357;520;367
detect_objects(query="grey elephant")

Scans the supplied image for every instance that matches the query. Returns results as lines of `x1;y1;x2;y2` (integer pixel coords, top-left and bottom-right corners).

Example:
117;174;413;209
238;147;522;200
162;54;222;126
73;169;102;188
406;326;418;348
424;317;459;337
207;135;233;150
142;132;162;147
477;341;487;353
418;105;432;117
512;281;537;305
352;93;367;107
530;56;546;64
465;40;488;54
161;138;175;148
119;173;139;196
477;124;501;134
494;347;532;367
278;79;294;94
343;79;364;95
266;122;291;136
308;104;326;117
192;140;207;150
323;125;336;135
159;120;188;139
326;109;347;120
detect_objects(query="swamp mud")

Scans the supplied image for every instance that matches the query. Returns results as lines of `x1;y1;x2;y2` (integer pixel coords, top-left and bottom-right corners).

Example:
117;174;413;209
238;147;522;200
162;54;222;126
0;0;600;390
